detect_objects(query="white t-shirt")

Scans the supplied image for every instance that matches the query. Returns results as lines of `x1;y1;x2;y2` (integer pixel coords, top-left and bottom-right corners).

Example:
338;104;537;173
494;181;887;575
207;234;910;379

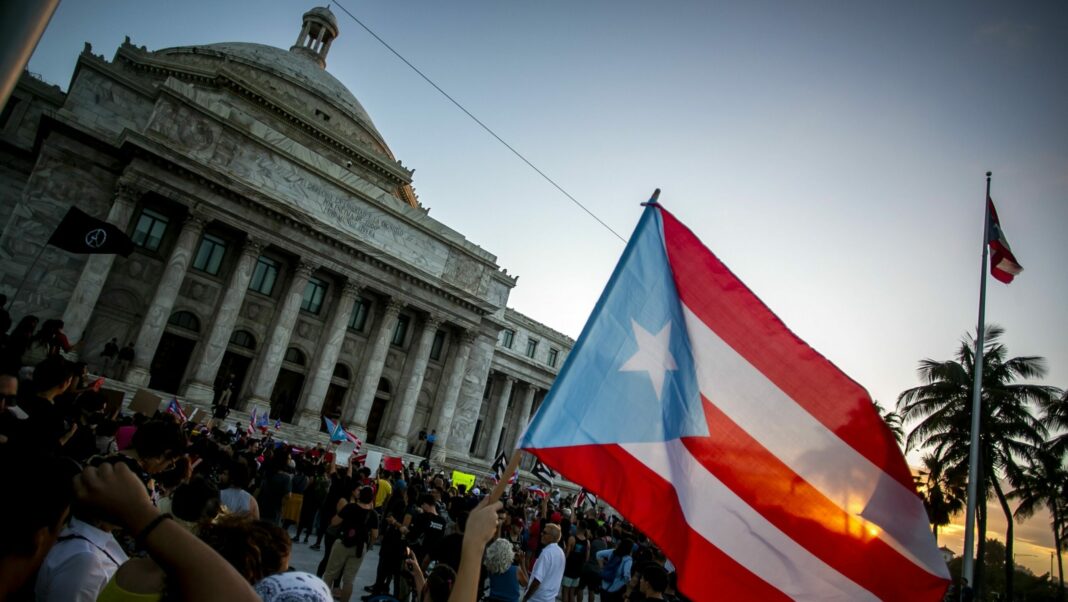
527;542;566;602
35;518;128;602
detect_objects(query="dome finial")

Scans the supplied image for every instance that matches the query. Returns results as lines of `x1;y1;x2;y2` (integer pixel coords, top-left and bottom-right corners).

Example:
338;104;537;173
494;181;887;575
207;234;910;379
290;6;339;69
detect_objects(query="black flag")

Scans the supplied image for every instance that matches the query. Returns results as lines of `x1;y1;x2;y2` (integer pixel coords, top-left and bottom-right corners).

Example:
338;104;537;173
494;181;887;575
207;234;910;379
491;452;508;480
47;207;134;256
531;459;556;486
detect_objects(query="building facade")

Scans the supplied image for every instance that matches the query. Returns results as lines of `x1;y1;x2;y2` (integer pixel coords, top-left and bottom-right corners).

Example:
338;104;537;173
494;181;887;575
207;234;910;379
0;8;573;468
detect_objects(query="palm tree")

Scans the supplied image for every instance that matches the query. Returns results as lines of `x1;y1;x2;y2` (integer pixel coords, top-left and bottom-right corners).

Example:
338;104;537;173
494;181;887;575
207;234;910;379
1010;448;1068;602
917;451;966;544
897;325;1057;600
1044;389;1068;460
876;401;905;447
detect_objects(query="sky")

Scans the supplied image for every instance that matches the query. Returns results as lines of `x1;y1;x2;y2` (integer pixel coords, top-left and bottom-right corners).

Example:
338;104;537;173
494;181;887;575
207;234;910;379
26;0;1068;576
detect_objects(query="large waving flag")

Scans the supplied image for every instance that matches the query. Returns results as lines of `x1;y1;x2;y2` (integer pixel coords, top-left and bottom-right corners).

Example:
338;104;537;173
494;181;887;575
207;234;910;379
987;197;1023;283
518;204;949;601
323;416;362;448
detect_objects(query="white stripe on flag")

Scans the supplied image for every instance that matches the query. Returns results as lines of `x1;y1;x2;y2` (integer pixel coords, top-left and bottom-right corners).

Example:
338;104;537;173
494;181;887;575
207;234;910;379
621;439;879;601
681;305;947;578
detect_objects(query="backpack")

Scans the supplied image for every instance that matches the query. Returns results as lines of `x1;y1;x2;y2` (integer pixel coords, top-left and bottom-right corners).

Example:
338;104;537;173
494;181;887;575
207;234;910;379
340;504;374;554
600;554;623;586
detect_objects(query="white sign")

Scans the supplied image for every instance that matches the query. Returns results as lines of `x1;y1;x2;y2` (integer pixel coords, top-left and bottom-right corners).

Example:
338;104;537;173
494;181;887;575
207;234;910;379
334;442;357;466
363;450;382;472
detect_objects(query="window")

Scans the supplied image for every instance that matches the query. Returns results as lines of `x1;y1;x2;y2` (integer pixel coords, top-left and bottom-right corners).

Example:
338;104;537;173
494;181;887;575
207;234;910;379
301;277;328;314
333;364;350;381
168;311;200;332
131;208;169;251
283;348;305;365
391;314;410;347
248;256;279;296
192;233;226;275
229;330;256;350
430;330;446;361
0;97;21;129
525;338;538;359
347;298;369;331
500;329;515;349
548;347;559;368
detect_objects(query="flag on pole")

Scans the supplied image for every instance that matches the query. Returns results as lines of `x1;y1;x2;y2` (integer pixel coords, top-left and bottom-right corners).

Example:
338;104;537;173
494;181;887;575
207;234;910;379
575;488;598;509
518;203;950;601
47;207;135;256
526;486;548;499
274;418;282;430
987;197;1023;283
247;408;257;435
165;398;187;423
323;416;362;447
256;411;270;431
531;459;556;486
491;452;508;478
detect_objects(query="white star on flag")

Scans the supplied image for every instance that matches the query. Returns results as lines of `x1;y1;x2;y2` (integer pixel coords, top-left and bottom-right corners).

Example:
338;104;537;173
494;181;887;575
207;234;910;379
620;319;677;400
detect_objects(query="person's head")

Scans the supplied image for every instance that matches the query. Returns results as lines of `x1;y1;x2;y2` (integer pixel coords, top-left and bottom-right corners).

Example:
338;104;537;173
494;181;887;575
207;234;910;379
199;515;292;584
130;419;188;474
0;454;76;594
357;485;374;505
171;476;221;528
12;315;37;336
614;537;634;558
419;493;436;512
425;564;456;602
32;356;75;398
541;523;562;544
638;564;669;596
483;538;515;575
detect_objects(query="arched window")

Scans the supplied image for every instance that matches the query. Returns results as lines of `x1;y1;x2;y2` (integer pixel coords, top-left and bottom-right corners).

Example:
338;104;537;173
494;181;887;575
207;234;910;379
229;330;256;350
284;347;306;366
333;364;350;381
376;377;391;395
168;311;200;332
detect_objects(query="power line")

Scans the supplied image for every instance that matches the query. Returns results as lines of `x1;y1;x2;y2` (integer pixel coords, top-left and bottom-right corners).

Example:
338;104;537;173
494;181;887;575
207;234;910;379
330;0;628;244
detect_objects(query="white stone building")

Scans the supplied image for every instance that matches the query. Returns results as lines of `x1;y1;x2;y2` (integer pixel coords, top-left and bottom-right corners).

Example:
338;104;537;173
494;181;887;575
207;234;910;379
0;7;573;470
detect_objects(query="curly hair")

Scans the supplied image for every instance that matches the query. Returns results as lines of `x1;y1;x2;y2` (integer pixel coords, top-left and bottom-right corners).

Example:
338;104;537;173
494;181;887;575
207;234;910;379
483;538;516;575
197;514;292;584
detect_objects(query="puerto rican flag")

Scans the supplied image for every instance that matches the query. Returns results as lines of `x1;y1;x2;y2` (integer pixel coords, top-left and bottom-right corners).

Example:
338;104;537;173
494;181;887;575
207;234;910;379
987;197;1023;283
519;204;949;601
165;398;187;423
323;416;362;448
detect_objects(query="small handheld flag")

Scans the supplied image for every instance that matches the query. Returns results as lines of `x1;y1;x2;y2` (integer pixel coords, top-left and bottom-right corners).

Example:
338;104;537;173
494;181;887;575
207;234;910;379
274;418;282;430
48;207;135;256
165;398;187;423
531;459;556;487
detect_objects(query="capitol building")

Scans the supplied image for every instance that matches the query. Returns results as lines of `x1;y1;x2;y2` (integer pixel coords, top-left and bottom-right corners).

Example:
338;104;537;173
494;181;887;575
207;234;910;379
0;7;573;470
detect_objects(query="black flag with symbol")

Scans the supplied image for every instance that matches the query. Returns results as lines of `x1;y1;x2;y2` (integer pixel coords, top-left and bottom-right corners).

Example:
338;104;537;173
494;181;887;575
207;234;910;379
47;207;134;256
491;452;508;480
578;488;598;508
531;459;556;486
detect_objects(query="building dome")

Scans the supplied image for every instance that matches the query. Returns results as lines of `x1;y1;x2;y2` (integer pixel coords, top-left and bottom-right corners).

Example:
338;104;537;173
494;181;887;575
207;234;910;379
303;6;338;32
151;41;387;152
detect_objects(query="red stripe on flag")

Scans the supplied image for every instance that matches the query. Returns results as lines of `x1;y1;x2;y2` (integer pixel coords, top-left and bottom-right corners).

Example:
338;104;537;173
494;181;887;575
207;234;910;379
684;397;949;600
529;444;790;602
659;208;916;492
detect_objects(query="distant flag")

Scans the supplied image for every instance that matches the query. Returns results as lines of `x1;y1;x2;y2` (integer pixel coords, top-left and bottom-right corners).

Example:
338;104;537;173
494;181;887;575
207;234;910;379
165;398;187;423
47;207;135;256
323;416;361;448
256;411;270;431
987;197;1023;283
354;453;368;466
531;459;556;486
575;488;598;509
274;418;282;430
89;377;104;392
518;202;950;601
491;452;508;478
526;486;548;499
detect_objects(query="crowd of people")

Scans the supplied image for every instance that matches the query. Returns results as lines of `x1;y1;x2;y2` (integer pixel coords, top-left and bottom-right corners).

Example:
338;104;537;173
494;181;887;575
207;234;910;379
0;305;686;602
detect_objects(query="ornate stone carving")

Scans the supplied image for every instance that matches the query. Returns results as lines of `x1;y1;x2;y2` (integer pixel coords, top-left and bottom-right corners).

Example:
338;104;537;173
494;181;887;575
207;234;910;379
241;237;265;258
295;260;319;278
383;299;404;317
342;279;363;297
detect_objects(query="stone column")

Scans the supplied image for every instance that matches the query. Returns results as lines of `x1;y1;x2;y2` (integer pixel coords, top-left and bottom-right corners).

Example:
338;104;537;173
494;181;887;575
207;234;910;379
345;299;403;439
485;375;515;460
62;181;139;345
430;331;476;464
295;22;310;47
314;26;327;51
124;213;206;387
243;260;317;412
295;280;361;428
507;383;538;454
385;314;443;452
181;237;263;403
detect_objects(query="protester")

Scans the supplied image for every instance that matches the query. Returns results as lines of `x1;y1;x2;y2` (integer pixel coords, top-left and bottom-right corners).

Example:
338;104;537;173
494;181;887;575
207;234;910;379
115;344;134;378
19;356;78;453
256;450;293;526
597;537;634;602
0;315;37;374
34;510;128;602
323;485;378;602
254;572;333;602
523;523;565;602
198;515;291;584
484;537;529;602
0;373;22;446
562;520;590;602
99;338;119;377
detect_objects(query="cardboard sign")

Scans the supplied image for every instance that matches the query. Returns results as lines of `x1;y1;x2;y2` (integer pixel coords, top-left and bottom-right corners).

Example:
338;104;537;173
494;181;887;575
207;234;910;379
363;450;382;472
100;389;125;417
334;441;357;466
451;470;476;492
128;389;162;416
383;456;404;472
192;408;211;424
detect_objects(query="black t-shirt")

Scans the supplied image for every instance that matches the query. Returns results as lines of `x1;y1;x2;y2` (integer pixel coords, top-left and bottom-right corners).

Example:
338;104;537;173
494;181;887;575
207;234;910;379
408;511;447;558
338;502;379;552
430;532;464;573
17;395;67;454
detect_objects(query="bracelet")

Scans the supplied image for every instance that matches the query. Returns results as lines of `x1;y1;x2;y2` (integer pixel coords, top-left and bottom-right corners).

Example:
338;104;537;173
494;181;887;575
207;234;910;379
135;513;173;545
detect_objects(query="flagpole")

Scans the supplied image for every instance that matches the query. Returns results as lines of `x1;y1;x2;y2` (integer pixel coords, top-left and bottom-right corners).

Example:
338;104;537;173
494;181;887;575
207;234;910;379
961;171;992;598
5;242;48;312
